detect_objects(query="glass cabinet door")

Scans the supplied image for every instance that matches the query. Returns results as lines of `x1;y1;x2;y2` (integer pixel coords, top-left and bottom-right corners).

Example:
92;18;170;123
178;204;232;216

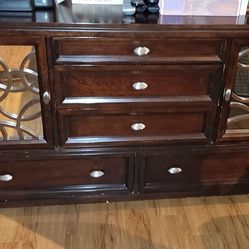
222;42;249;141
227;47;249;132
0;45;43;141
0;38;53;147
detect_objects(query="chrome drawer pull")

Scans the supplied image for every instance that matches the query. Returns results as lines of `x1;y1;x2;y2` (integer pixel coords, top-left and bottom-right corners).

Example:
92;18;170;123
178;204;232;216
133;47;150;56
224;89;232;102
131;123;145;131
168;167;182;175
90;170;104;178
132;82;148;90
43;91;51;104
0;174;13;182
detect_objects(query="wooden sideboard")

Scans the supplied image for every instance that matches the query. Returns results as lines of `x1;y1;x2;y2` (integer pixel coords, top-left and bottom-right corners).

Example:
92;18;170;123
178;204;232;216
0;7;249;207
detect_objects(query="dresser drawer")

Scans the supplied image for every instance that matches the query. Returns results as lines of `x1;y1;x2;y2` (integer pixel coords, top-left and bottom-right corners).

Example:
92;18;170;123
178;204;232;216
0;155;134;192
52;36;225;64
54;64;223;105
139;150;249;193
58;107;214;146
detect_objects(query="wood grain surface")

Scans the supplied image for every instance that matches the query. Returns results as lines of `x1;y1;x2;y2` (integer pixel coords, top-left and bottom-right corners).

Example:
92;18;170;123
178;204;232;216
0;195;248;249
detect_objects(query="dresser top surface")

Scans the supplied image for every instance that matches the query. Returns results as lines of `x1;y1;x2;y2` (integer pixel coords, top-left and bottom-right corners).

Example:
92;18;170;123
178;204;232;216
0;3;249;31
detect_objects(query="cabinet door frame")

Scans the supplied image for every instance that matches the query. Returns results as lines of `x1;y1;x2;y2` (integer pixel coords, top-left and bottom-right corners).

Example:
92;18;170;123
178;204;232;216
0;35;54;149
217;38;249;142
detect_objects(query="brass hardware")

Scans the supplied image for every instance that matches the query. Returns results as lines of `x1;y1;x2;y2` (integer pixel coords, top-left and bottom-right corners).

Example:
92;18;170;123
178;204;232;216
89;170;104;178
224;89;232;102
133;47;150;56
132;82;148;90
131;123;145;131
168;167;182;174
43;91;51;104
0;174;13;182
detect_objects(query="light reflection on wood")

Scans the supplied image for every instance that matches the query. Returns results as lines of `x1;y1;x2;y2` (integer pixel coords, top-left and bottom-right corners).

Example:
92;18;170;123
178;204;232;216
0;196;249;249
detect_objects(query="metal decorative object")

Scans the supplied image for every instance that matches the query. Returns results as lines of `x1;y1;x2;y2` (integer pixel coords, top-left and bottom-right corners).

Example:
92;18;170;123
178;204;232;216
0;174;13;182
227;97;249;127
133;47;150;56
227;47;249;129
132;82;148;91
168;167;183;175
131;123;146;131
0;50;42;141
238;48;249;69
89;170;105;178
223;88;232;102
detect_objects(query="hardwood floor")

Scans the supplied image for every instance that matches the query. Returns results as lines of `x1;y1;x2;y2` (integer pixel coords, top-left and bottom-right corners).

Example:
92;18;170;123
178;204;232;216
0;195;248;249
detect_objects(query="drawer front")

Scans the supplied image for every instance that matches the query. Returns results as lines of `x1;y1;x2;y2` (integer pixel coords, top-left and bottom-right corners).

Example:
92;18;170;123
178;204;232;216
0;155;134;192
53;37;225;64
54;65;223;105
58;108;214;146
139;150;249;193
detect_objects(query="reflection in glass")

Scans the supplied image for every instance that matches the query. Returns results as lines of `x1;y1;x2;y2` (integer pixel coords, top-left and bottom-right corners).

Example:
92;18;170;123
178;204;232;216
0;46;43;141
234;47;249;97
227;46;249;131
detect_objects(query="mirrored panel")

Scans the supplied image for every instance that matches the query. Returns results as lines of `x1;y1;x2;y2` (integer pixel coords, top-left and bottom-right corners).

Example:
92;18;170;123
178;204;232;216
0;45;43;141
227;46;249;131
234;47;249;97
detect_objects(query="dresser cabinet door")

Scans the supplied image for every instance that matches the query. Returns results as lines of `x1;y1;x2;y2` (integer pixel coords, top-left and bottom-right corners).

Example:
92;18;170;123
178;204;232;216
52;34;226;147
0;36;53;148
138;149;249;195
218;39;249;142
52;36;225;64
57;105;215;147
0;153;135;202
54;64;222;106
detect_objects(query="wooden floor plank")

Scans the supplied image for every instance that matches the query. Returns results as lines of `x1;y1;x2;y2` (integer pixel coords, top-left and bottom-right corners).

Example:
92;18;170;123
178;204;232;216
0;195;249;249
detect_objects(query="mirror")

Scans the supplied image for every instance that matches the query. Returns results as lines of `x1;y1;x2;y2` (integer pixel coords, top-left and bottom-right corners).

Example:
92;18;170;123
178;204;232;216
0;45;43;141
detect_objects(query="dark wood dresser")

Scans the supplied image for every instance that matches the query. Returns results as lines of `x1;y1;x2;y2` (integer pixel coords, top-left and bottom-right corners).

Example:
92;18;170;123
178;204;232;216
0;5;249;207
